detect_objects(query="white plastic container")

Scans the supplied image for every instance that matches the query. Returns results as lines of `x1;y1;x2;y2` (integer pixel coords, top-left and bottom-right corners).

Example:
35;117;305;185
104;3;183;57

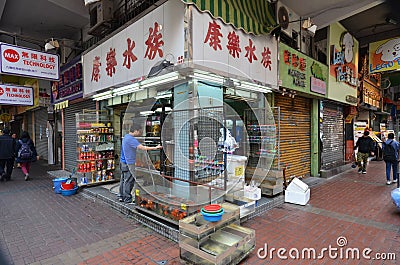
226;155;247;178
284;177;310;206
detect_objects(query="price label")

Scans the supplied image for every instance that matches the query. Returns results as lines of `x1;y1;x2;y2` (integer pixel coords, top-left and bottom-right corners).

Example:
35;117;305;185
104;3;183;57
135;189;140;196
181;203;187;211
235;166;244;177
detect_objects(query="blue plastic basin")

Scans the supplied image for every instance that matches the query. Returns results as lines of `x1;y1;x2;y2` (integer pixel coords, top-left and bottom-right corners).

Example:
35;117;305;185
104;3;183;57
60;186;78;196
52;178;68;194
201;208;225;222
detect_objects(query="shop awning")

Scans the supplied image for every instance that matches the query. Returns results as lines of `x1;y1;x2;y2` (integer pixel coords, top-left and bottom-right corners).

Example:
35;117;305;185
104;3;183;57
182;0;277;35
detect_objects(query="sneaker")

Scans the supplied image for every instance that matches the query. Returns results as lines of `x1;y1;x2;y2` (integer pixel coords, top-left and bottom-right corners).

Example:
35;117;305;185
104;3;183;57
24;174;29;181
358;168;362;173
118;198;124;202
393;179;398;183
362;170;366;174
386;181;391;185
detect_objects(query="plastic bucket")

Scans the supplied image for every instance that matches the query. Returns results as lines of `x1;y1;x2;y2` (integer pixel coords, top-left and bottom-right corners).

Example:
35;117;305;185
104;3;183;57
53;178;68;194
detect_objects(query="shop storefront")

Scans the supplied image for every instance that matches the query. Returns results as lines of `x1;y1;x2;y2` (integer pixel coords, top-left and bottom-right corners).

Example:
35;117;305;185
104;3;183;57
51;56;87;170
277;43;328;177
326;22;359;172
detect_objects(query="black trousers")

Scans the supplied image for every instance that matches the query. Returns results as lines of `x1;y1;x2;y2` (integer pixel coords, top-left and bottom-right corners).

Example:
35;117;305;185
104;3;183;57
0;158;14;180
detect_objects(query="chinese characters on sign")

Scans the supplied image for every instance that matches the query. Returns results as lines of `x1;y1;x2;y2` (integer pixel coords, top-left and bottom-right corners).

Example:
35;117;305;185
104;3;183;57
0;44;59;80
0;84;34;106
90;21;165;83
284;49;307;87
203;20;273;70
52;60;83;103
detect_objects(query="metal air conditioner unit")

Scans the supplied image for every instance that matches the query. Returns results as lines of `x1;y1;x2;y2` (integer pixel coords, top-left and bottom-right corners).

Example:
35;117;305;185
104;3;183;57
88;0;114;36
277;2;300;46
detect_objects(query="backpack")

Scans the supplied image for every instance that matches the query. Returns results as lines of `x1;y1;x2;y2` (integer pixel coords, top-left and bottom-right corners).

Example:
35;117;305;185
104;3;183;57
383;140;396;162
18;140;33;159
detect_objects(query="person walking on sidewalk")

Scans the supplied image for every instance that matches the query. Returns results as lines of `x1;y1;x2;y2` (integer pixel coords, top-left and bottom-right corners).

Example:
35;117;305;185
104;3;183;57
121;123;162;204
0;128;15;181
15;131;39;181
354;130;375;174
382;132;399;185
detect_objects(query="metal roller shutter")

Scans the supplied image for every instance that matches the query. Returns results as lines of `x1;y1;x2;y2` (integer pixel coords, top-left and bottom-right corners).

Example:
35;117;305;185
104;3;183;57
64;100;96;172
34;108;49;160
26;111;33;137
274;94;311;178
321;101;344;170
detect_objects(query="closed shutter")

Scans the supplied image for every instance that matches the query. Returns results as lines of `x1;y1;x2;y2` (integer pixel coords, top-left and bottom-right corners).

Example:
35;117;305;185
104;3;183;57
64;100;96;171
274;94;311;178
26;111;33;137
321;101;344;170
34;108;49;160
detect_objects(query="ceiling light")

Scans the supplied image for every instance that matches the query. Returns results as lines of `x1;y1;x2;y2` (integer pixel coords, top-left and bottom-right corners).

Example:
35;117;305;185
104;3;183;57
84;0;101;5
113;83;141;96
141;73;180;89
191;73;224;84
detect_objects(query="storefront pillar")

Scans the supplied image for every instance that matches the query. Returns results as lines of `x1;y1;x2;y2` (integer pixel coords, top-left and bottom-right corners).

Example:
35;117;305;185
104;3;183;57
311;98;320;177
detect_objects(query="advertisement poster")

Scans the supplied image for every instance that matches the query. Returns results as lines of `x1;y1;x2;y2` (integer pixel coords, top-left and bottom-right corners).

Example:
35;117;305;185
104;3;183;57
369;36;400;74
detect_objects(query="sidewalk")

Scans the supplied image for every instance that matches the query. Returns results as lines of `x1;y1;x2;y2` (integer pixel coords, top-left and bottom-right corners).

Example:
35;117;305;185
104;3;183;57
0;160;399;265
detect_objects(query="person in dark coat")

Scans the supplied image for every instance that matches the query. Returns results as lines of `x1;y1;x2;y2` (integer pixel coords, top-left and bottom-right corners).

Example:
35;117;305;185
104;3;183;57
15;131;38;181
354;130;375;174
0;128;15;181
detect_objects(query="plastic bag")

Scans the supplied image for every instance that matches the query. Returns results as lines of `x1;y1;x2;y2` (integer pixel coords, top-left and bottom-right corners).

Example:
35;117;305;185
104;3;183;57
391;188;400;209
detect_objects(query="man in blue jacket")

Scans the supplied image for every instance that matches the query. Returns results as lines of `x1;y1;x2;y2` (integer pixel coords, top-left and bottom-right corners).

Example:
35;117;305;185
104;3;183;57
382;132;399;185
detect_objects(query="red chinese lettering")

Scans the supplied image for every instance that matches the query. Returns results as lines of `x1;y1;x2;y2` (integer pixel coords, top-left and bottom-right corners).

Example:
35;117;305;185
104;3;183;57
204;21;223;51
25;89;30;94
106;48;117;77
12;88;17;92
261;47;272;70
40;55;47;61
21;52;29;58
299;57;307;71
91;56;101;82
226;31;241;58
244;39;257;63
284;50;291;65
6;87;10;92
31;53;38;60
19;88;24;93
123;38;137;69
144;22;164;60
292;54;299;68
49;57;56;63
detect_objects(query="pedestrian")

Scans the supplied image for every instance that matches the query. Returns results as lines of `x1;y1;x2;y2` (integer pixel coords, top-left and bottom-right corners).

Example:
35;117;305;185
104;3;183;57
15;131;39;181
120;123;162;204
0;128;15;181
382;132;399;185
11;133;20;169
354;130;375;174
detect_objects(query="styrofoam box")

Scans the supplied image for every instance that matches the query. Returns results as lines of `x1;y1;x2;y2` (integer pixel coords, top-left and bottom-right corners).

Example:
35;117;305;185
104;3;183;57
287;177;309;193
285;188;310;206
244;186;261;201
227;155;247;178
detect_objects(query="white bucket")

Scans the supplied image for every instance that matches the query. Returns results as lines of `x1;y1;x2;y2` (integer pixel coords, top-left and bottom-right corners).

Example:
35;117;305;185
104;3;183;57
226;155;247;178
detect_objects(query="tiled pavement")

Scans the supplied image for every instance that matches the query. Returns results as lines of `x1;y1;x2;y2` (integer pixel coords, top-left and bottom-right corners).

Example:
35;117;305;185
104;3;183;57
0;160;399;264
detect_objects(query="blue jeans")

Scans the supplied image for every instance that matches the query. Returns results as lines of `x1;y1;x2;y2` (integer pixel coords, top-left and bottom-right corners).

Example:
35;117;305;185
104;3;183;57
119;162;135;203
385;161;398;181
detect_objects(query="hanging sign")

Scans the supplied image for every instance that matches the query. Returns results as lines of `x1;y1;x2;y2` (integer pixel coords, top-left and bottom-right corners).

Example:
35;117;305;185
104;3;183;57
0;84;34;106
192;7;278;88
369;36;400;74
0;43;59;80
83;0;185;96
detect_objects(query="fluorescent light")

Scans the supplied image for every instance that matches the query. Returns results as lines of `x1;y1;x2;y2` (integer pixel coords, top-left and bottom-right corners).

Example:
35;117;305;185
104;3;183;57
155;107;172;112
92;90;113;99
155;92;172;99
113;83;141;96
94;94;113;101
141;75;180;89
140;111;155;116
237;82;272;93
191;73;224;84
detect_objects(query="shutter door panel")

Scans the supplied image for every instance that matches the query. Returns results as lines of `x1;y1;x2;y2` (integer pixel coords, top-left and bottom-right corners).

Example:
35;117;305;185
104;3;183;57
64;100;96;171
275;94;311;178
321;101;344;170
34;108;49;160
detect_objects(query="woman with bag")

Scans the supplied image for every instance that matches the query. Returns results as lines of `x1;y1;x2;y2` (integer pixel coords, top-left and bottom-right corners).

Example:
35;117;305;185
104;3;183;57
15;131;39;181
